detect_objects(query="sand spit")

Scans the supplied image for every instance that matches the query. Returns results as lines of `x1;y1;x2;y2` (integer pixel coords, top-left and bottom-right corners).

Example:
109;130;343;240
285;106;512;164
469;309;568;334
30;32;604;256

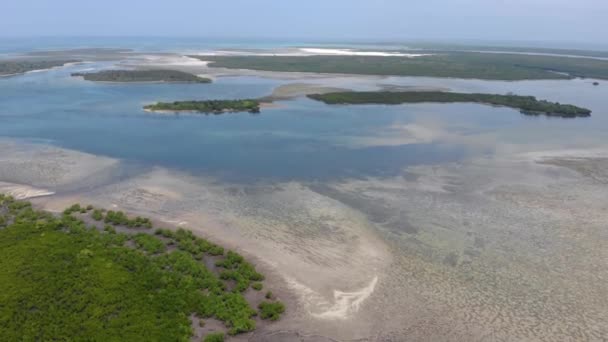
287;276;379;320
261;83;351;102
0;182;54;199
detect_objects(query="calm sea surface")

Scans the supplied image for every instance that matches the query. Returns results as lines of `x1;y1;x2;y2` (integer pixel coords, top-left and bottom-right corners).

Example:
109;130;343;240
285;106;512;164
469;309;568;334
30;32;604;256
1;39;607;182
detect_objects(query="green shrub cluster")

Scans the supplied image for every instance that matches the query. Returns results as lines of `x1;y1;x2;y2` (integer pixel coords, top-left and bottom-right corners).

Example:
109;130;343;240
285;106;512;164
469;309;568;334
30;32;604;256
104;210;152;228
144;99;261;114
203;332;224;342
0;60;78;76
173;229;225;257
258;301;285;321
132;233;166;254
216;251;264;292
63;203;83;215
0;195;278;340
198;53;608;80
72;69;212;83
91;209;104;221
308;91;592;118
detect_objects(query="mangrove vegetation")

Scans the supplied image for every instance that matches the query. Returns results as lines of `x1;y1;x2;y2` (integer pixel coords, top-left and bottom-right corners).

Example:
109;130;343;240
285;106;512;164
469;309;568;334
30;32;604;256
308;91;592;118
0;194;284;341
0;60;79;76
144;99;261;114
196;52;608;80
72;69;211;83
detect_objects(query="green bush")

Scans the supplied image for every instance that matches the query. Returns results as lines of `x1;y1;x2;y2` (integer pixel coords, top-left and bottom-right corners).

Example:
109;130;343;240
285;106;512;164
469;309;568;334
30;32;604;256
258;301;285;321
132;233;166;254
252;283;263;291
91;209;103;221
0;196;273;340
63;203;81;215
203;332;224;342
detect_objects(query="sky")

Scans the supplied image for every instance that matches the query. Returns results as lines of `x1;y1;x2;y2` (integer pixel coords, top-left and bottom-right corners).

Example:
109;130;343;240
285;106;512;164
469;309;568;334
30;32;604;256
3;0;608;47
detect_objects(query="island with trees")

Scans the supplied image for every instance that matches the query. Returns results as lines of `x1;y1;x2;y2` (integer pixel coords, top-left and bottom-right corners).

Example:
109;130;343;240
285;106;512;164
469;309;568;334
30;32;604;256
72;69;211;83
0;194;285;341
195;52;608;80
0;59;79;77
307;91;592;118
144;99;261;114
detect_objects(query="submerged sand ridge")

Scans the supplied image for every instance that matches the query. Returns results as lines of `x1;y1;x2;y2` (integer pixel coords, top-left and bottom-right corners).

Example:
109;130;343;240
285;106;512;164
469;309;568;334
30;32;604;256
2;139;607;341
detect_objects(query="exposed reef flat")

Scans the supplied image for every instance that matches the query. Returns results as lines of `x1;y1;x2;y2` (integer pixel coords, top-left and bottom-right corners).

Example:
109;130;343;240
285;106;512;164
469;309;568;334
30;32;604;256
72;69;211;83
2;140;607;340
0;139;119;191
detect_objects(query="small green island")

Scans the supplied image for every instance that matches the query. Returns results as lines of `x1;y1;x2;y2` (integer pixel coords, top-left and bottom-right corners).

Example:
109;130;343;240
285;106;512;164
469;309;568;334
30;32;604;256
0;60;79;76
0;194;284;341
307;91;592;118
144;99;261;114
72;69;211;83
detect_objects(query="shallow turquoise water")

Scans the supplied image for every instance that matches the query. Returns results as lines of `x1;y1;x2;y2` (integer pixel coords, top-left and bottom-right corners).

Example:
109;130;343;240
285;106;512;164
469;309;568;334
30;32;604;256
0;64;468;181
1;43;607;182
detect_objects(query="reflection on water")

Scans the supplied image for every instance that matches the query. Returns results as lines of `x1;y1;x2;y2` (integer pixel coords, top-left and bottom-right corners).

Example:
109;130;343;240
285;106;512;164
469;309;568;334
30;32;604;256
2;62;606;183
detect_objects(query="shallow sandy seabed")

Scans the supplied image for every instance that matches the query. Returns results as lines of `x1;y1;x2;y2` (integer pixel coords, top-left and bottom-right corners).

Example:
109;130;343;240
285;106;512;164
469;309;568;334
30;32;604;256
1;138;606;341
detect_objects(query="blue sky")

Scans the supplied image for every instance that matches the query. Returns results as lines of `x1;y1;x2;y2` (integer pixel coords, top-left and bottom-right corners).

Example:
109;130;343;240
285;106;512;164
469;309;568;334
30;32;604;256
3;0;607;46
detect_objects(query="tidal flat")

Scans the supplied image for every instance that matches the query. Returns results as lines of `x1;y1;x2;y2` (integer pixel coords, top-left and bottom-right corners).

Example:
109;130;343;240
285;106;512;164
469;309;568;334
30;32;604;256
3;139;607;341
1;44;607;341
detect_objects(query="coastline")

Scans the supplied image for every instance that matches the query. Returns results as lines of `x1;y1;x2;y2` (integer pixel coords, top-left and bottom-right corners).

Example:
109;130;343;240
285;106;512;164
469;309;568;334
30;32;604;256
3;138;608;340
0;61;84;78
2;44;608;340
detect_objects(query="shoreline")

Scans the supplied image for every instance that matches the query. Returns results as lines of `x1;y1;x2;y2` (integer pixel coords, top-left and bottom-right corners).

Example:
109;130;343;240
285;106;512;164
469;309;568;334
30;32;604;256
0;139;393;340
0;61;84;78
1;138;608;340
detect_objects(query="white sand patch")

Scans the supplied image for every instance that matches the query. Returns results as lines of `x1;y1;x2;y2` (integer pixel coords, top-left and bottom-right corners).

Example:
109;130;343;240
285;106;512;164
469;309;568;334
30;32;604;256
191;48;431;58
518;147;608;161
0;182;54;199
287;276;378;320
133;55;211;67
299;48;430;57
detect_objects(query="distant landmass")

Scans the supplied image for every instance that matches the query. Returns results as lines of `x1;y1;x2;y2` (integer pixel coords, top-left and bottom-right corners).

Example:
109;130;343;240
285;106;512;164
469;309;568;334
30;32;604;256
72;69;211;83
308;91;592;118
0;60;79;76
195;52;608;80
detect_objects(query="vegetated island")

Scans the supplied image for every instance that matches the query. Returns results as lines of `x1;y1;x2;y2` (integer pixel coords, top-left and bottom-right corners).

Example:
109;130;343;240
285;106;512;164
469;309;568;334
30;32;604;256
307;91;592;118
0;59;79;77
195;52;608;80
0;194;284;341
72;69;211;83
144;99;261;114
